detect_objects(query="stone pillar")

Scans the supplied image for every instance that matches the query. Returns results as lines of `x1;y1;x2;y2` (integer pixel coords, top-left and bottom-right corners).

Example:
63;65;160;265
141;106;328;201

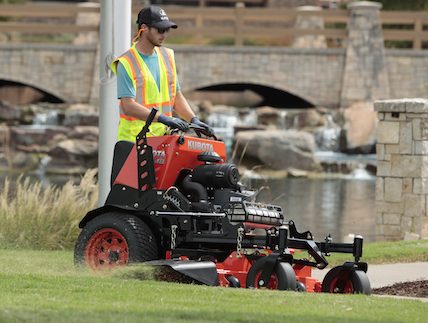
292;6;326;49
340;1;390;108
73;2;100;45
375;99;428;241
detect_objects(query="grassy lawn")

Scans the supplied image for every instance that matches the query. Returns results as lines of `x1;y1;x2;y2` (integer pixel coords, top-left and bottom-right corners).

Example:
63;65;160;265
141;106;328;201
327;239;428;266
0;248;427;323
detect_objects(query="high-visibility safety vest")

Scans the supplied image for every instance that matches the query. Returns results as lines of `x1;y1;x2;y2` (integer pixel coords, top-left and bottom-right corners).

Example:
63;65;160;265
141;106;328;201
111;44;177;141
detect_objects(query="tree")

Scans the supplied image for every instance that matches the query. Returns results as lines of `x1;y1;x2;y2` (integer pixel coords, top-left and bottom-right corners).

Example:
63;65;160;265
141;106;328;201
376;0;428;11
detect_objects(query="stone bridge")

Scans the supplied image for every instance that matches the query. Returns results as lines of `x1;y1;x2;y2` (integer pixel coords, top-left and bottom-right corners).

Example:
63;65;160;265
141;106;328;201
1;2;428;108
2;43;428;109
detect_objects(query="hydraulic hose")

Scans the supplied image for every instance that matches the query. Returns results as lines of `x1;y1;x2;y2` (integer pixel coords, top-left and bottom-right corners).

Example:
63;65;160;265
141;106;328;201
182;174;208;203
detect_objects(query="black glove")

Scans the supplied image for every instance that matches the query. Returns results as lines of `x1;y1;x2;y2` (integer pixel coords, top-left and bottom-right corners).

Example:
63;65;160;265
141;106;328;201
191;117;214;136
158;114;189;132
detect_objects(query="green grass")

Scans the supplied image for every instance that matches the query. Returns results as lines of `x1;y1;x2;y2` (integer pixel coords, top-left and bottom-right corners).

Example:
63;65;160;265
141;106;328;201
327;240;428;266
0;249;427;323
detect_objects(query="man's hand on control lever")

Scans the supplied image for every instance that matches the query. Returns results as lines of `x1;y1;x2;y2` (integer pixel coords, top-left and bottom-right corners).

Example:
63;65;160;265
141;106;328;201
158;114;189;132
190;117;214;136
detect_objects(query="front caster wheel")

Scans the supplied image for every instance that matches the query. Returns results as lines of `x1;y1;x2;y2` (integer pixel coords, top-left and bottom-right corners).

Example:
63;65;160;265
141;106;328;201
321;265;371;295
246;257;297;291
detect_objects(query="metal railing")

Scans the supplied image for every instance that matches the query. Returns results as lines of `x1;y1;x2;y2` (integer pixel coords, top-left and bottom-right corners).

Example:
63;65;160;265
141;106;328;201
0;2;99;43
1;2;428;49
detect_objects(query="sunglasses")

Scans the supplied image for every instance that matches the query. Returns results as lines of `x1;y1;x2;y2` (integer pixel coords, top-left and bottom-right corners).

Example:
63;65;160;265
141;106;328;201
156;27;170;34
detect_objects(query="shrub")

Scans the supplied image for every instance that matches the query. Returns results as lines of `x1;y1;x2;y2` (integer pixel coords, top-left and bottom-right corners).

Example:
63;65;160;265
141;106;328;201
0;169;98;250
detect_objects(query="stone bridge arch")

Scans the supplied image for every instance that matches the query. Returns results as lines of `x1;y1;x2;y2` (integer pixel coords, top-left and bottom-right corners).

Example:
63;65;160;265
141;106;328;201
174;46;345;109
0;43;97;104
185;81;315;108
0;76;66;104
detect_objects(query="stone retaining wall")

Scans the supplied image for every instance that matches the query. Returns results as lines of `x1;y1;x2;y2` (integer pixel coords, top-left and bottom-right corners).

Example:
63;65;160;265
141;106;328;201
375;98;428;240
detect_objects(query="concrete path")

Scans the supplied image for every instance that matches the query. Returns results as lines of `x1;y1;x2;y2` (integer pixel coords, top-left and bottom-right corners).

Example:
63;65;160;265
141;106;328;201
312;262;428;288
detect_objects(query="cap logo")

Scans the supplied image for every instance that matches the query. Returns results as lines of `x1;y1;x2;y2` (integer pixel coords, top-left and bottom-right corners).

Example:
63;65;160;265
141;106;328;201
159;9;169;21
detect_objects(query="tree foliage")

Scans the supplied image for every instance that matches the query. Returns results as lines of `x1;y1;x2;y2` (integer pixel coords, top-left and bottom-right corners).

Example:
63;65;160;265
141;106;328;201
377;0;428;10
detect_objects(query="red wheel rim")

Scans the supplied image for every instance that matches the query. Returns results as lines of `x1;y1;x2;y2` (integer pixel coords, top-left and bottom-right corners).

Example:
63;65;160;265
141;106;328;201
254;271;279;289
329;277;354;293
85;228;129;270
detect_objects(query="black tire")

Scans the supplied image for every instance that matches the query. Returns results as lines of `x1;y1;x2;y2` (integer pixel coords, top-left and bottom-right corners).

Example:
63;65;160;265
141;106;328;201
74;212;158;269
226;275;241;288
246;257;297;291
321;266;371;295
296;281;307;292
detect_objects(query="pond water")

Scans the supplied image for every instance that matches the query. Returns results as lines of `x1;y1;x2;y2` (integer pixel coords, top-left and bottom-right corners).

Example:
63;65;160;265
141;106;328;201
250;177;376;243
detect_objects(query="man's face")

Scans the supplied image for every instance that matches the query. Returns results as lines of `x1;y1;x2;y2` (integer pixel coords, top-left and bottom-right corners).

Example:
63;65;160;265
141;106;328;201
145;26;169;47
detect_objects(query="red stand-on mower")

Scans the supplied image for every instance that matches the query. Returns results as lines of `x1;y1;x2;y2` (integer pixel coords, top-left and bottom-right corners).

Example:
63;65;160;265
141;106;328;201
75;108;371;294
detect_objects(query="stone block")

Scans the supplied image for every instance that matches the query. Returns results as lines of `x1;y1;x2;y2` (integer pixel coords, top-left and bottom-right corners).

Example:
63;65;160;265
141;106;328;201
377;112;384;120
385;144;399;154
412;119;428;140
377;122;399;144
391;155;423;177
376;213;383;225
414;141;428;155
401;216;413;232
421;216;428;238
376;200;404;213
376;144;385;160
375;225;383;235
374;100;406;113
380;224;402;238
413;178;428;194
399;121;413;154
414;216;422;232
376;178;384;201
383;213;401;225
403;231;420;241
403;194;425;218
402;178;413;193
377;160;391;176
406;113;428;119
422;157;428;177
426;196;428;217
384;177;402;202
405;99;428;113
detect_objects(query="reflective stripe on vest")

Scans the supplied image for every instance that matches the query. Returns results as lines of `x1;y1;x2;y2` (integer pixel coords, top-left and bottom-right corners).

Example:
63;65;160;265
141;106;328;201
111;45;177;141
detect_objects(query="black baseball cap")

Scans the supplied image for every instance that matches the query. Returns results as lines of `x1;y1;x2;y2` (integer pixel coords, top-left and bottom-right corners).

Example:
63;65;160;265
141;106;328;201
136;6;178;29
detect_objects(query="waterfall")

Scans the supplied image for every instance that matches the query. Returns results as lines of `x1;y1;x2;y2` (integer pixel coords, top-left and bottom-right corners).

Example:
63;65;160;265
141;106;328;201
33;110;60;126
314;115;341;152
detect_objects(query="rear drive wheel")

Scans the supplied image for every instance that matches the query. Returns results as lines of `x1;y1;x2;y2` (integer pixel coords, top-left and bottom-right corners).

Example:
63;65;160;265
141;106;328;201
246;257;297;290
321;266;371;295
74;212;158;270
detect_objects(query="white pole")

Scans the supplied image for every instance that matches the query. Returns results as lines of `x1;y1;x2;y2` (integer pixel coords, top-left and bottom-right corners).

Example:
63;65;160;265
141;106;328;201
98;0;132;205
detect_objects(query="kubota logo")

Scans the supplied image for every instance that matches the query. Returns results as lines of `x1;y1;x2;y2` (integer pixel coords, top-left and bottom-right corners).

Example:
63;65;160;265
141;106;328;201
153;150;165;164
187;140;214;152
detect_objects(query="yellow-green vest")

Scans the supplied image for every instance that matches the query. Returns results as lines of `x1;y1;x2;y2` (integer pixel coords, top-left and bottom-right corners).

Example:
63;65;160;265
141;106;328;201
111;45;177;141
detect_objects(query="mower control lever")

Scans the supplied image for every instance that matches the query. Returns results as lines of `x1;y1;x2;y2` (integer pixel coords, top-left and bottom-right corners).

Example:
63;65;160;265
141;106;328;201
137;108;159;141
